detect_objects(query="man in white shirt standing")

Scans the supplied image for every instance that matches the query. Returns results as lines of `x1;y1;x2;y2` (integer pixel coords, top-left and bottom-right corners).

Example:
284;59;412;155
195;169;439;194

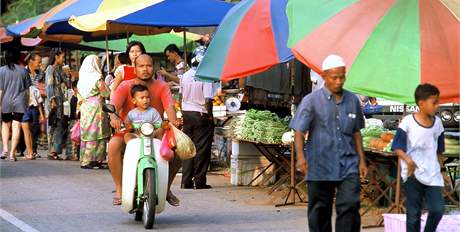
180;47;216;189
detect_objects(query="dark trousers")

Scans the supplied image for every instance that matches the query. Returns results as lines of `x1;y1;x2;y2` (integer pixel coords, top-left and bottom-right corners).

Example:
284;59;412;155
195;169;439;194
404;177;444;232
29;107;40;153
307;174;361;232
181;111;214;187
18;106;40;154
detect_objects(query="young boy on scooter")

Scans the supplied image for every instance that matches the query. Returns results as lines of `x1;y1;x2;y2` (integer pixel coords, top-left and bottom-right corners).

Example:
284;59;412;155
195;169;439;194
124;84;166;142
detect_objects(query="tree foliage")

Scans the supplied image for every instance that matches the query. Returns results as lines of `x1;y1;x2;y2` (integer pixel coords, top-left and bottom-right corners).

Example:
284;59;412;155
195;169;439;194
0;0;64;26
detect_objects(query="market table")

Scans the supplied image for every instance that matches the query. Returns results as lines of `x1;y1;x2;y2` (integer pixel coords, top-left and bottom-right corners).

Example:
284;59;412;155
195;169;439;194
362;149;459;227
361;150;404;228
232;139;307;206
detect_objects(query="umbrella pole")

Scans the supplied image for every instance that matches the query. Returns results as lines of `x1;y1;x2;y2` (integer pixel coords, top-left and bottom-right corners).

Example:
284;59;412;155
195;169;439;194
126;31;129;44
183;28;187;71
276;60;306;207
105;31;110;75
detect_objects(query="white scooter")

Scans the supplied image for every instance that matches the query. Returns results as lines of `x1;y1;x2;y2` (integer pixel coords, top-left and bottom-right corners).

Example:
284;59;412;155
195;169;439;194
103;104;169;229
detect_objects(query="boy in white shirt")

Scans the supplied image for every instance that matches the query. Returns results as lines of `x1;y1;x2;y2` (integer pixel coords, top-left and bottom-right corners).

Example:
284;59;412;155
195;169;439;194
391;84;445;232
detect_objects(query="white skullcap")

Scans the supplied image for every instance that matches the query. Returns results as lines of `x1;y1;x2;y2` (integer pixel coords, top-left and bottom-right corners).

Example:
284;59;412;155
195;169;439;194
322;54;346;71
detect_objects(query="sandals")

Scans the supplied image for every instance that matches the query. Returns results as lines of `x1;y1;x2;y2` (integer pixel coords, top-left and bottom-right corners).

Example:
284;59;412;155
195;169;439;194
47;153;63;160
166;192;180;207
0;152;7;160
94;162;108;169
80;165;94;169
112;196;122;205
33;153;41;158
65;156;79;161
24;155;36;160
8;155;17;162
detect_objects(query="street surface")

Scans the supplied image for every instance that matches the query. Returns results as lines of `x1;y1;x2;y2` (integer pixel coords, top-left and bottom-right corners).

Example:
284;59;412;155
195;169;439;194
1;150;384;232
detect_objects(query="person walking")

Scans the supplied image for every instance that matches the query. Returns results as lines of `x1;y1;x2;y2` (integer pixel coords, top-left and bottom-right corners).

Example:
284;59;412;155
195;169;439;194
45;48;69;160
77;55;111;169
180;48;216;189
290;54;368;232
22;52;46;159
0;47;31;161
392;84;445;232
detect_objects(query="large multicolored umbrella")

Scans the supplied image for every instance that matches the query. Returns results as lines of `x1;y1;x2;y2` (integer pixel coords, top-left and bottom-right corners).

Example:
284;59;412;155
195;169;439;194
6;0;104;38
107;0;234;29
67;0;169;35
196;0;293;82
5;0;168;42
287;0;459;104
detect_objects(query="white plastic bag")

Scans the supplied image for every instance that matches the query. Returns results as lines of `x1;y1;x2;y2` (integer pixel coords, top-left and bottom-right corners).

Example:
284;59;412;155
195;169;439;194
171;124;196;160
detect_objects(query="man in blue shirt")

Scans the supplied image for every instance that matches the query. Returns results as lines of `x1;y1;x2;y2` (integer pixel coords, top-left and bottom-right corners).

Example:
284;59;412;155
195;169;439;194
290;55;368;232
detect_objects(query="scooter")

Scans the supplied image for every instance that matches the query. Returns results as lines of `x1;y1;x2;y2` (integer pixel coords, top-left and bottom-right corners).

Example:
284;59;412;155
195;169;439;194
103;104;169;229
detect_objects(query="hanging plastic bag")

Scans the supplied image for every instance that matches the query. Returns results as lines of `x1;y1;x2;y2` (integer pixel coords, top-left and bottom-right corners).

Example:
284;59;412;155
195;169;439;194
170;124;196;160
160;129;175;161
70;121;81;143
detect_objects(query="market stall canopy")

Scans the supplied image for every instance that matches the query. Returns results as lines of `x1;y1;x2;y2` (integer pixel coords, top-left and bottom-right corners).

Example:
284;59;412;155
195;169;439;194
0;28;14;43
196;0;293;82
5;15;85;45
67;0;177;34
287;0;459;104
80;31;201;53
6;0;104;38
107;0;235;32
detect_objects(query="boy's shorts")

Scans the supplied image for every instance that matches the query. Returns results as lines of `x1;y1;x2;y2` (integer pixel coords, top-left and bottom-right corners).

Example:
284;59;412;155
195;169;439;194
22;106;39;123
1;112;24;123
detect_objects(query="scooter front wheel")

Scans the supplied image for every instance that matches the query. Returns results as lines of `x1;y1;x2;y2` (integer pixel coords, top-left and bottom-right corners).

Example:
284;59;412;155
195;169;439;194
143;168;157;229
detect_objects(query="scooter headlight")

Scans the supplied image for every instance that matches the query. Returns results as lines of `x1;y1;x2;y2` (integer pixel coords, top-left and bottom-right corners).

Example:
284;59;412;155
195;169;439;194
140;123;155;136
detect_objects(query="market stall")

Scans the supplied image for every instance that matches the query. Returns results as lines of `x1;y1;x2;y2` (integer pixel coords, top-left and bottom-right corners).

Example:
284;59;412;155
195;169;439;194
213;108;306;206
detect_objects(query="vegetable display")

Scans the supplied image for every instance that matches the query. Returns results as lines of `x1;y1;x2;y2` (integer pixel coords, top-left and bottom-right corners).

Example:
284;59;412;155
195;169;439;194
228;109;289;144
361;125;395;152
445;138;460;155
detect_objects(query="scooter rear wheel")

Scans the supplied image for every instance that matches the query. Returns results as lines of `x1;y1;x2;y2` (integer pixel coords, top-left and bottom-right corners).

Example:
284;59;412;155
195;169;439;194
142;168;157;229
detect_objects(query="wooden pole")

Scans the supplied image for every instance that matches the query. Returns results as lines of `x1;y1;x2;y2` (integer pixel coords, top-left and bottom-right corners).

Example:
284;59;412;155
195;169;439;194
105;31;110;75
183;28;188;71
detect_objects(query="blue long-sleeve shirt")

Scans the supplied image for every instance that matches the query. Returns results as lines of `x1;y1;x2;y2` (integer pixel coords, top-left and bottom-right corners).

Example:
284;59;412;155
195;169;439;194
289;87;365;181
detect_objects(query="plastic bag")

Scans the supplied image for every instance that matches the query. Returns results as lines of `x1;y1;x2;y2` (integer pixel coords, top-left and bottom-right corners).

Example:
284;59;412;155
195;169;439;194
160;129;175;161
170;124;196;160
70;121;81;143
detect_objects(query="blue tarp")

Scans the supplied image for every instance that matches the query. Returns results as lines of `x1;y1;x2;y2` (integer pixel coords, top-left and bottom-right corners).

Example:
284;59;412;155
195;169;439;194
109;0;234;27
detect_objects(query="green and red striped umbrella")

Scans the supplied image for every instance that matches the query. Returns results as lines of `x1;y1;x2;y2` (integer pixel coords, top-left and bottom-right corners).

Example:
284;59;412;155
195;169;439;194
287;0;459;104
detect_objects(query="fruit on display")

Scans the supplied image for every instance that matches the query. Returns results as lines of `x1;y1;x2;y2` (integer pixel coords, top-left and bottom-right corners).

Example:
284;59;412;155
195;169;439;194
213;95;225;106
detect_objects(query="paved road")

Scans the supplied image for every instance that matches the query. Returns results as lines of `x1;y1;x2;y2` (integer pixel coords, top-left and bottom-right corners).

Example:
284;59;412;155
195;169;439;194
0;151;384;232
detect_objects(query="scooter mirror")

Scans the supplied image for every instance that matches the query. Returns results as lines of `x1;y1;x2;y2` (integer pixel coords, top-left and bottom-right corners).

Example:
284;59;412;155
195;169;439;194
102;104;116;113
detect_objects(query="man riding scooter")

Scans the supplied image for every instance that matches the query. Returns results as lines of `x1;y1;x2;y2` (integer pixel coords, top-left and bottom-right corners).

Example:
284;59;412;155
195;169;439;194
108;54;181;206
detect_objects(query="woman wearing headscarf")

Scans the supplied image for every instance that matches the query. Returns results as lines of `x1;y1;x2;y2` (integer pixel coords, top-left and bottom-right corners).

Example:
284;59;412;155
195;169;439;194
78;55;111;169
45;48;69;160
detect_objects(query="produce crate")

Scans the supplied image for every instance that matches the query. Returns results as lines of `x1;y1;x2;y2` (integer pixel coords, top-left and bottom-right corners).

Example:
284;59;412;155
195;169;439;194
230;140;276;186
230;155;275;186
383;214;460;232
